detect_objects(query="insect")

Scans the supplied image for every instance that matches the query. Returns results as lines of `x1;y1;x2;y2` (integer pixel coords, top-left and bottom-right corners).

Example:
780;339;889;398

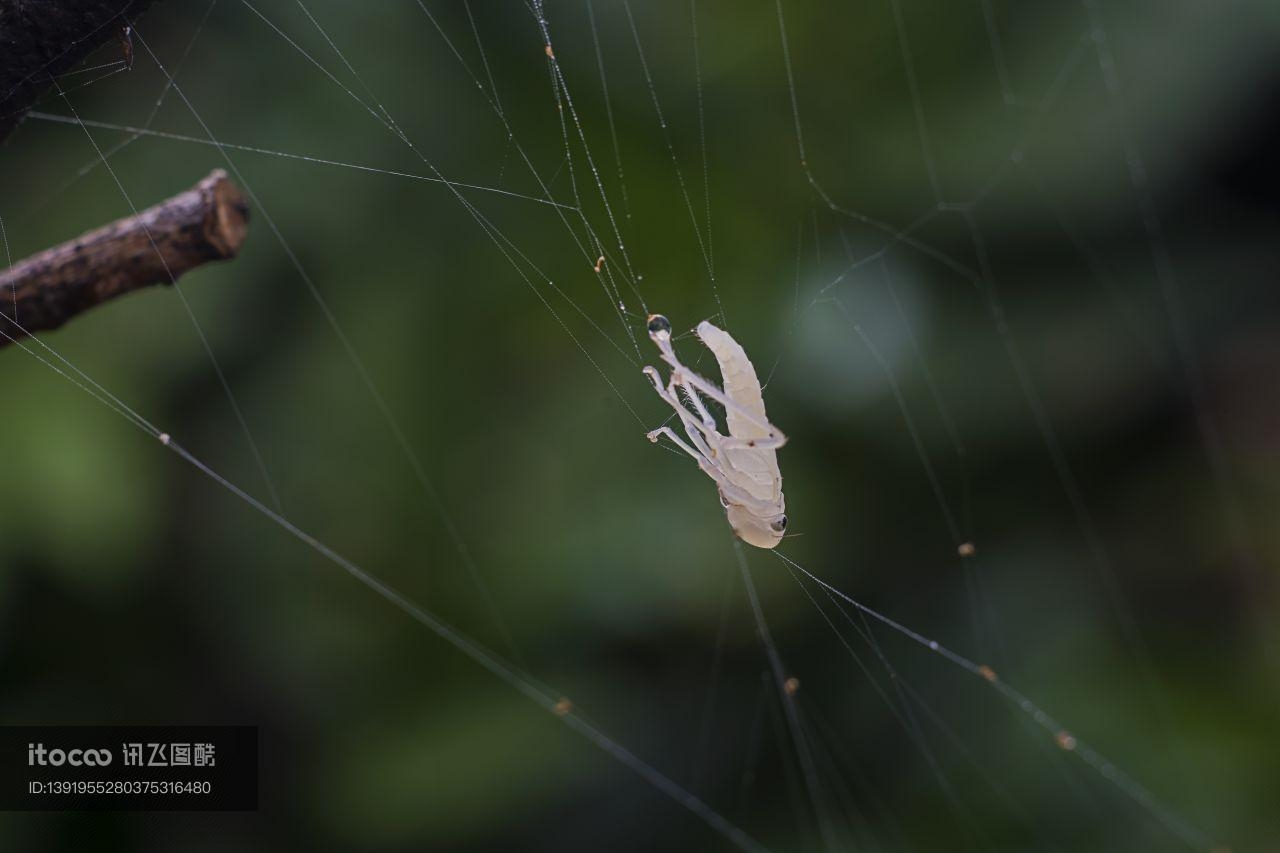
643;314;788;548
117;24;134;71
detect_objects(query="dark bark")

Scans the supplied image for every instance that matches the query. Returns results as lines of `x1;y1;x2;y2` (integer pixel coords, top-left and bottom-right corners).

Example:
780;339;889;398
0;170;249;346
0;0;157;143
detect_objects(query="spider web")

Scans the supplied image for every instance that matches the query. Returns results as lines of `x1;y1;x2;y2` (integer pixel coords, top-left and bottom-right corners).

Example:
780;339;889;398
0;1;1275;851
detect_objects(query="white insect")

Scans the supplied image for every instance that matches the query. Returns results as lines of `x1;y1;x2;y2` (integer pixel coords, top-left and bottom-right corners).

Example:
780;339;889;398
643;314;788;549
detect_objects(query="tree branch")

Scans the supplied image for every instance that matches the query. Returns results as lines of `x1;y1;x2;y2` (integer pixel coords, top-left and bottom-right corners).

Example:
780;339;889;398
0;169;249;346
1;0;158;143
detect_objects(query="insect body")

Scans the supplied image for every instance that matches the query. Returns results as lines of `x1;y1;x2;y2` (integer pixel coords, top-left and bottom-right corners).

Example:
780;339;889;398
643;315;788;548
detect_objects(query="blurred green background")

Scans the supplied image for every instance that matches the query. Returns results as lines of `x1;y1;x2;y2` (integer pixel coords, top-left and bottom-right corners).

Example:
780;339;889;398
1;1;1277;851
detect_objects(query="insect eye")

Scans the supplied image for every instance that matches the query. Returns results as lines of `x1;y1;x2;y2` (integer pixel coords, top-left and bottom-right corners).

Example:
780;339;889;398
647;314;672;336
770;516;787;533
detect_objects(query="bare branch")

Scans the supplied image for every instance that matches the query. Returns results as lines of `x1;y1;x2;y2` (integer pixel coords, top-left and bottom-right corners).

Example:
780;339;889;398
1;169;249;346
0;0;157;143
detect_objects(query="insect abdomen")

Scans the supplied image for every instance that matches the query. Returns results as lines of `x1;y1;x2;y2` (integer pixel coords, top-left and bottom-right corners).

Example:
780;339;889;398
696;321;770;439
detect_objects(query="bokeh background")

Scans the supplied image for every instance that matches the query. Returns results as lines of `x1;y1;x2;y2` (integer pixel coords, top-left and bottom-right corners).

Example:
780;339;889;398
1;1;1277;851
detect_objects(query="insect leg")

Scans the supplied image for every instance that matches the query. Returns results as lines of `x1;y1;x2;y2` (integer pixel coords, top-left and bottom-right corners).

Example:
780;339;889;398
681;384;718;431
643;366;720;466
646;426;709;466
676;369;787;446
646;366;726;456
651;325;740;434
